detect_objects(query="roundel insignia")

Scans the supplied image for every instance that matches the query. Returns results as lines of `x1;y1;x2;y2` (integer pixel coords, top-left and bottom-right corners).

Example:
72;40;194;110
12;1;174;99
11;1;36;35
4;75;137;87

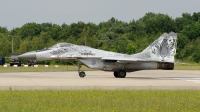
91;60;96;65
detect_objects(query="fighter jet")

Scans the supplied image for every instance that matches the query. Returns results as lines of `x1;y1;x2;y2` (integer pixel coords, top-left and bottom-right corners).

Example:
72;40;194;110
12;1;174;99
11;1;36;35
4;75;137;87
18;32;177;78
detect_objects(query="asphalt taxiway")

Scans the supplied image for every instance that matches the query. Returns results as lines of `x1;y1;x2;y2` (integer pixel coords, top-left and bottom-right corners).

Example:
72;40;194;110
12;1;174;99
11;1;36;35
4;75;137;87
0;70;200;90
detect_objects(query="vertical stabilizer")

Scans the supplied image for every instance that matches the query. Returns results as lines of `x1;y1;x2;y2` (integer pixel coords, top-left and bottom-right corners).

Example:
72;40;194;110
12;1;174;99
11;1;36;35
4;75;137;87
136;32;177;62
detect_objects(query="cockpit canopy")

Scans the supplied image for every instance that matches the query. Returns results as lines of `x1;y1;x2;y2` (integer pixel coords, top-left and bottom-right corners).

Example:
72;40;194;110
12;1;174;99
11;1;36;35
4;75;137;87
49;43;73;49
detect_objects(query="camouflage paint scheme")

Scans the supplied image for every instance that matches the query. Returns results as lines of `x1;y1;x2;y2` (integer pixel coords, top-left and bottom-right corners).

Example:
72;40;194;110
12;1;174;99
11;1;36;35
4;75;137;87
18;32;177;78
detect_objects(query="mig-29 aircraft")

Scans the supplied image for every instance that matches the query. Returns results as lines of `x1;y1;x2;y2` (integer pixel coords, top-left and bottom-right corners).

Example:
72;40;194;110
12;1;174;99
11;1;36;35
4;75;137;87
18;32;177;78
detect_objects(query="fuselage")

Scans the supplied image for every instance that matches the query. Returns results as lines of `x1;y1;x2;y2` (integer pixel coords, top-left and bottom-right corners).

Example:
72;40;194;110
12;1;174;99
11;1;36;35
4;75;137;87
18;43;174;72
17;32;177;78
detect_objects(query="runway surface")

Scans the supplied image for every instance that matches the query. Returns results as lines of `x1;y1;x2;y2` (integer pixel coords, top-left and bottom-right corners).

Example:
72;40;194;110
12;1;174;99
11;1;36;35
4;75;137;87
0;70;200;90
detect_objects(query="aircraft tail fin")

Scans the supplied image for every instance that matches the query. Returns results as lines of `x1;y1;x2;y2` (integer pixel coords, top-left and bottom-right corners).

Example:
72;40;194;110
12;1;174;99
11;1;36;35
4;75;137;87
138;32;177;62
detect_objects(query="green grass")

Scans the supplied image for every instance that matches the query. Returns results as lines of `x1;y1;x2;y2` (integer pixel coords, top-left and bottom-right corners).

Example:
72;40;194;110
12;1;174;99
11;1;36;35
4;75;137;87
174;64;200;70
174;61;200;70
0;65;92;72
0;64;199;72
0;90;199;112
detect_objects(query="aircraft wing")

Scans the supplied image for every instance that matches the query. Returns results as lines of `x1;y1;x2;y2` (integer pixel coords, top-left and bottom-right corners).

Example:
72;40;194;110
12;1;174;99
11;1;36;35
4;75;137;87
101;57;160;63
50;53;102;59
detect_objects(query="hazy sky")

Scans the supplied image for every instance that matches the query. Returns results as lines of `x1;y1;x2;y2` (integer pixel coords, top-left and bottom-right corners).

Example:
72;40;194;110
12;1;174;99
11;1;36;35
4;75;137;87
1;0;200;30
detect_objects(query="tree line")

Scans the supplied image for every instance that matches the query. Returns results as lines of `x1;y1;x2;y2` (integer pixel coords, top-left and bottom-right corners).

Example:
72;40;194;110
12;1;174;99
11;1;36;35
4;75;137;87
0;12;200;64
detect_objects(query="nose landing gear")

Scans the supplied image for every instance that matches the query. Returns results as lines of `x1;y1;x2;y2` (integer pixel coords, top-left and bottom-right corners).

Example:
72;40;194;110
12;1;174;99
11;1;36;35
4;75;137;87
79;71;86;78
78;62;86;78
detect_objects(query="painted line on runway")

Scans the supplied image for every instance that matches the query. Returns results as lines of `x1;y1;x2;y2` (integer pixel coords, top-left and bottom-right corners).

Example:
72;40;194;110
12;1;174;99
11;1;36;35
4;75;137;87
174;78;200;84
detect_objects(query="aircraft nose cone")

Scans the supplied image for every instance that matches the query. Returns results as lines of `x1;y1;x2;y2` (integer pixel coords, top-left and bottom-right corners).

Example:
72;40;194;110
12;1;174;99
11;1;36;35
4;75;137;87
18;51;36;60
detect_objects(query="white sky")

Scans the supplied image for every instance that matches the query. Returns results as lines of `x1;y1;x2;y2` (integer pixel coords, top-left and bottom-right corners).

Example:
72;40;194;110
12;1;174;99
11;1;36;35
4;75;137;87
0;0;200;30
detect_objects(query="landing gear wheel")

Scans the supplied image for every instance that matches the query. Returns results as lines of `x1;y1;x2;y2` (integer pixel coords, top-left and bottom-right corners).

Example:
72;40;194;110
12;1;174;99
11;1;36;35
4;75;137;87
114;72;119;78
79;71;86;78
10;63;13;66
118;71;126;78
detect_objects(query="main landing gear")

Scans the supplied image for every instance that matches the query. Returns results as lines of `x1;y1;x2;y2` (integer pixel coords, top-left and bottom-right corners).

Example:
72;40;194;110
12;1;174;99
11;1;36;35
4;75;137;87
78;62;86;78
114;70;126;78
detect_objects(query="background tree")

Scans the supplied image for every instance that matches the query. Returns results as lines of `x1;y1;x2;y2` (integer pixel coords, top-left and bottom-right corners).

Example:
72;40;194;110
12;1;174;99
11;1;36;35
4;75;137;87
0;12;200;64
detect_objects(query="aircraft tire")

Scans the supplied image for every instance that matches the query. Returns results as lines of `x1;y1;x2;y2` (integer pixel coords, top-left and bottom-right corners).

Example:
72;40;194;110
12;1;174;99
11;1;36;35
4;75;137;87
79;71;86;78
118;71;126;78
10;63;13;66
114;72;119;78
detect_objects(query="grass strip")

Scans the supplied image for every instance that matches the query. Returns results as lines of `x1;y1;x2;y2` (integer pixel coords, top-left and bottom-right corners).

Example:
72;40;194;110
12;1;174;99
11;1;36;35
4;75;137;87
0;64;199;72
174;65;200;70
0;89;199;111
0;65;92;72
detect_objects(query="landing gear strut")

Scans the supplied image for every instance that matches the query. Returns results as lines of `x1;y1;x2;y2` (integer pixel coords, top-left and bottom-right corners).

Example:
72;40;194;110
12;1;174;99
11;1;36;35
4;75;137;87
114;70;126;78
78;62;86;78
